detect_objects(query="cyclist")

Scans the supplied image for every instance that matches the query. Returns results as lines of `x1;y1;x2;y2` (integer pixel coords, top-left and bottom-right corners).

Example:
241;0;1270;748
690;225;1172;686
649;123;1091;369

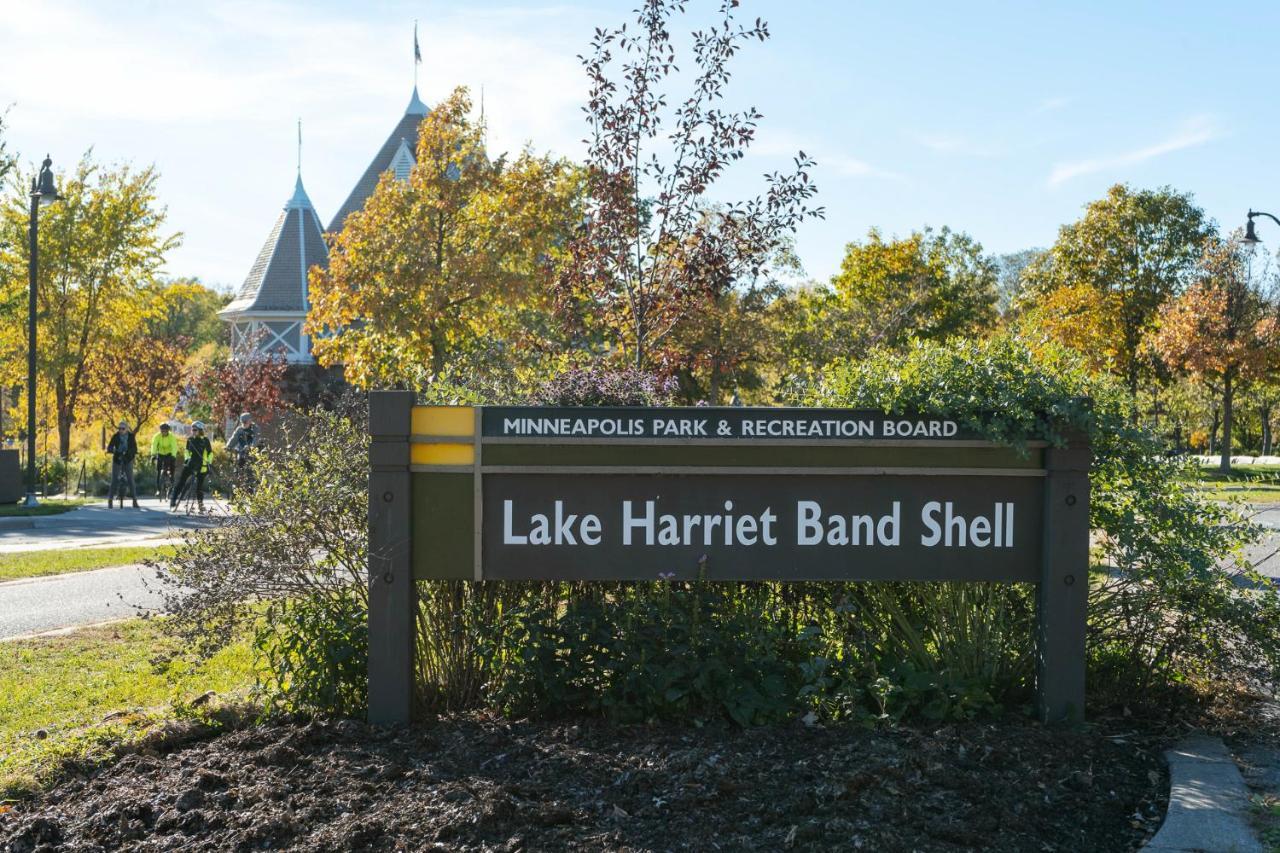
106;420;140;509
150;422;180;497
226;412;256;469
170;421;213;512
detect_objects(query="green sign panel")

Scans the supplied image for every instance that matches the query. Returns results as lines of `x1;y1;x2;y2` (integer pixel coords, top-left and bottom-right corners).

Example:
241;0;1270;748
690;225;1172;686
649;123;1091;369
369;394;1090;726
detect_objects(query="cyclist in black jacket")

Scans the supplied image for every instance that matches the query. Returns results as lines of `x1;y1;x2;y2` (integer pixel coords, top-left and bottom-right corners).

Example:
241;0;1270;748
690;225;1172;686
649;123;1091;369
106;420;139;509
170;421;213;511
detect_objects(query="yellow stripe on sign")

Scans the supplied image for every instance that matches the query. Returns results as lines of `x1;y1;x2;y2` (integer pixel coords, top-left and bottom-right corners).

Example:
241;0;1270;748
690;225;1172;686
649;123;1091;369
411;442;475;466
411;406;475;437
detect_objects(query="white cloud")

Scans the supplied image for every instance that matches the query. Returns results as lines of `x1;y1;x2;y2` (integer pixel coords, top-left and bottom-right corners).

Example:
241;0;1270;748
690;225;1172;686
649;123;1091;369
1046;115;1221;187
1030;96;1072;116
753;129;899;180
911;132;1003;157
0;0;590;286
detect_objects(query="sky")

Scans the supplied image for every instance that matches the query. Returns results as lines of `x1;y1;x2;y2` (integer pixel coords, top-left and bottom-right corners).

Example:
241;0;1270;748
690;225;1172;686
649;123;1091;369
1;0;1277;293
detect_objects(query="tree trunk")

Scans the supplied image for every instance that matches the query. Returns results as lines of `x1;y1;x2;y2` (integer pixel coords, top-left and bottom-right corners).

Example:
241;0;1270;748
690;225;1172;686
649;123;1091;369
708;357;722;406
54;376;72;460
1263;406;1274;457
1208;409;1220;456
430;326;445;377
1219;372;1234;474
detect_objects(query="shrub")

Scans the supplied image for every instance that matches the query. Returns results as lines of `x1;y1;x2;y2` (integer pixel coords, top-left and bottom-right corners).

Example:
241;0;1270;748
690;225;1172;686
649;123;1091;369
494;582;815;725
153;393;370;714
808;335;1280;699
530;365;678;407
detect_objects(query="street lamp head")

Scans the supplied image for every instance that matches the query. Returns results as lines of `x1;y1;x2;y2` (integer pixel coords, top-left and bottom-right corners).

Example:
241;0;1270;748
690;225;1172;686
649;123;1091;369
32;155;58;206
1244;213;1262;246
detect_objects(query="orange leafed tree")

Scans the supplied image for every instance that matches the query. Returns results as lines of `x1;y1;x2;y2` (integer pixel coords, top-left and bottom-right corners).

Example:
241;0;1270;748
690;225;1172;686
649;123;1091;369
1152;236;1280;472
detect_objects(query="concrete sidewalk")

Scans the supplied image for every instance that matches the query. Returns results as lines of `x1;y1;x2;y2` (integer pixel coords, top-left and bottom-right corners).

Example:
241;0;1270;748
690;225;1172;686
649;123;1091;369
1146;735;1263;852
0;499;220;553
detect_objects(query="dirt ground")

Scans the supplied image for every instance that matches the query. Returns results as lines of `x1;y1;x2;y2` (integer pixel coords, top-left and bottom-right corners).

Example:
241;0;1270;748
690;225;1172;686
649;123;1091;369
1;713;1166;852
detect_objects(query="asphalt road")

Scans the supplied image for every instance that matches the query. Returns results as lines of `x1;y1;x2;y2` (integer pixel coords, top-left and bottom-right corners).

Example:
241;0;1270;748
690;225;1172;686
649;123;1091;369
0;500;216;640
0;563;166;640
1245;506;1280;582
0;499;217;553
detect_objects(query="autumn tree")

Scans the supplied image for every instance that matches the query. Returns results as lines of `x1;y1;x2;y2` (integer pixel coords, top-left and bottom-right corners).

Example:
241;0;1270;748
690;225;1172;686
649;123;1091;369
1022;184;1212;398
84;334;191;431
190;346;287;435
556;0;823;370
1153;236;1280;473
665;218;800;403
829;226;998;351
306;87;582;388
144;278;228;348
0;154;179;457
82;279;227;432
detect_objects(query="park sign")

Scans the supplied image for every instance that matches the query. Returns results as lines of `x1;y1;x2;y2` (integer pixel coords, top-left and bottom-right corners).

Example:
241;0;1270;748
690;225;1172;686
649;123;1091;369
368;393;1090;725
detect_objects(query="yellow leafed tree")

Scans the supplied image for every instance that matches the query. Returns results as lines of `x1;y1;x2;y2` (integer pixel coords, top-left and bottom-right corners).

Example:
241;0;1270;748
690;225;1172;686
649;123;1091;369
0;155;179;458
305;87;583;389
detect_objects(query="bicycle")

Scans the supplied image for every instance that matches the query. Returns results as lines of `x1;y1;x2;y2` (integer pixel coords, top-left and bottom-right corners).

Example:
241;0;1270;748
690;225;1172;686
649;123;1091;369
153;455;176;500
107;456;139;508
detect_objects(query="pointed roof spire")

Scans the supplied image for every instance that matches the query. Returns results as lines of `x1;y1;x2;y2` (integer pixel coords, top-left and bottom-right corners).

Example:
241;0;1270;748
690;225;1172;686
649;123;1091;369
406;85;428;116
221;172;327;320
288;173;313;210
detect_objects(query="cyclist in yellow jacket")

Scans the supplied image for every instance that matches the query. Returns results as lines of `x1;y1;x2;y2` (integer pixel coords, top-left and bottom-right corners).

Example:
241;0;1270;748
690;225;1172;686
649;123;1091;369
150;422;181;497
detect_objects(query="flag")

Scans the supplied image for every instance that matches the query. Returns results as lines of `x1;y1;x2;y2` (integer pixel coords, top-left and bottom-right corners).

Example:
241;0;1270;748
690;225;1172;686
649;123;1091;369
414;22;421;65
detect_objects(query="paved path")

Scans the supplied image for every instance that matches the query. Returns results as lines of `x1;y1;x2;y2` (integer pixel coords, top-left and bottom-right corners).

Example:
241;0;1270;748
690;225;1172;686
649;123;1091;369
1243;505;1280;583
0;499;218;553
1145;735;1262;852
0;563;166;640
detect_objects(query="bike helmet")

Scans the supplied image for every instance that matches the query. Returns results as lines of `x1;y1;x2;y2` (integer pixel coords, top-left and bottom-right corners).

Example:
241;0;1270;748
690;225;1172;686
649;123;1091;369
239;412;252;423
192;421;205;431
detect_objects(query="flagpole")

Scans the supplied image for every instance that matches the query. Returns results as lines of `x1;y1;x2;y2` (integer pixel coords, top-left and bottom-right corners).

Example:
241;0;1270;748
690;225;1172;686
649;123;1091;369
413;20;420;89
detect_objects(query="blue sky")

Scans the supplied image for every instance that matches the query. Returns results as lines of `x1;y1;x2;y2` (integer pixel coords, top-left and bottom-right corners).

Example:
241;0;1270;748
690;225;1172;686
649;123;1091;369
2;0;1277;292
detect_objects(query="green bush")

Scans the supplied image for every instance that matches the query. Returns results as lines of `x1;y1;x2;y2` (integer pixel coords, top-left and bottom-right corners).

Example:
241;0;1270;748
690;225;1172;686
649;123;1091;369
157;395;370;715
255;587;368;716
162;339;1278;725
494;582;814;725
808;335;1280;699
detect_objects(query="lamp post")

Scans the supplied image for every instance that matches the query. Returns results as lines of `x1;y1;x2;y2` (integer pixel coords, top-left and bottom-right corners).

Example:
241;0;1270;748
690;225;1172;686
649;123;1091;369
1243;210;1280;247
24;155;59;507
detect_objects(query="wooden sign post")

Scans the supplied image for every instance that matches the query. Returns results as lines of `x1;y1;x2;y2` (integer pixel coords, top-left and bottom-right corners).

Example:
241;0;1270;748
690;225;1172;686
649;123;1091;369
368;392;1090;725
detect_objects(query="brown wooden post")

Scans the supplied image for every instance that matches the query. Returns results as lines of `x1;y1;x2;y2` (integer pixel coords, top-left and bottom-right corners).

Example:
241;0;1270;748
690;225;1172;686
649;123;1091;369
368;391;415;724
1037;437;1091;722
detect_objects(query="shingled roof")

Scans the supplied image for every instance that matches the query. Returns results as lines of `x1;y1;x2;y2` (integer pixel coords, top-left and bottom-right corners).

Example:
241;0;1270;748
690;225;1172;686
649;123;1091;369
221;176;327;316
327;86;430;233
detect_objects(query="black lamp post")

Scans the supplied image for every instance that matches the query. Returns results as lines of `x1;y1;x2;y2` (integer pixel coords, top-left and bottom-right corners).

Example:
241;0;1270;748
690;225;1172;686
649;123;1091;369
24;155;59;507
1243;210;1280;247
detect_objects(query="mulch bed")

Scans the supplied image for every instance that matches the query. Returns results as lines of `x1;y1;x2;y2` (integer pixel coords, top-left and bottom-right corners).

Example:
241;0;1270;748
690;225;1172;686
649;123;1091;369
1;714;1167;852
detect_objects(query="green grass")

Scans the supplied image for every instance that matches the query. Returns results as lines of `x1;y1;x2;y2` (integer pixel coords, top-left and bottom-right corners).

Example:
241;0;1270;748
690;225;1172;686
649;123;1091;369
1197;464;1280;480
0;498;90;518
0;618;257;800
1192;481;1280;504
1182;464;1280;504
0;545;175;582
